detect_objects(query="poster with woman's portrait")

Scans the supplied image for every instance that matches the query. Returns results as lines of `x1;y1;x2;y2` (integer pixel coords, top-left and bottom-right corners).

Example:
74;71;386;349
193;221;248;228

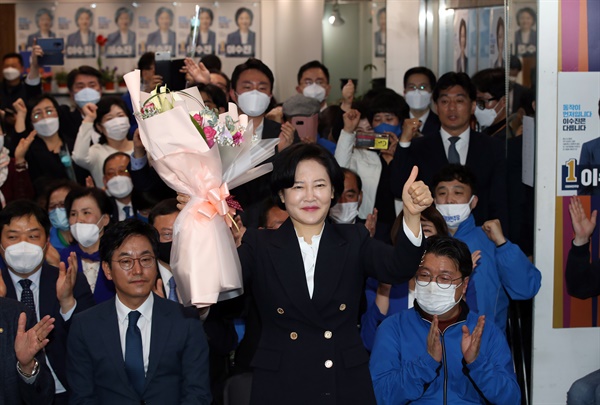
16;4;56;52
223;6;256;58
490;8;505;69
105;6;136;58
65;7;96;58
477;8;491;71
454;10;469;74
178;5;217;57
374;6;386;58
514;6;537;57
142;6;177;56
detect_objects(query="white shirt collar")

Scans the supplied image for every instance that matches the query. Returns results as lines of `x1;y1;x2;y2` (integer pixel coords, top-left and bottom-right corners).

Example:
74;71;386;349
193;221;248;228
253;118;265;141
115;291;154;323
8;265;42;289
439;127;470;165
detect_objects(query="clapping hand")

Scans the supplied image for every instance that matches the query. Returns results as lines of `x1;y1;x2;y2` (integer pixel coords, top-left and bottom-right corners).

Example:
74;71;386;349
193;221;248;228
462;315;485;364
15;313;55;374
56;252;77;314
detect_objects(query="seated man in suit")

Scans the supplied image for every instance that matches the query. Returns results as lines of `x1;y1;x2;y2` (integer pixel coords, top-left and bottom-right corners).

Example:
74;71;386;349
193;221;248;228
391;71;508;227
103;152;139;222
403;67;441;137
67;219;212;404
370;235;520;404
0;297;55;405
432;164;541;333
0;200;95;404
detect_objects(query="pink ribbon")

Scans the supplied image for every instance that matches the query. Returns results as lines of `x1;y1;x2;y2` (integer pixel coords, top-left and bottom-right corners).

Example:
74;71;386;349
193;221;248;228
197;183;235;226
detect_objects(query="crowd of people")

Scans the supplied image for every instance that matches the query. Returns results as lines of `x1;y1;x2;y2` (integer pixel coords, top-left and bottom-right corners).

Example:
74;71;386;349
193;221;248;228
0;42;549;405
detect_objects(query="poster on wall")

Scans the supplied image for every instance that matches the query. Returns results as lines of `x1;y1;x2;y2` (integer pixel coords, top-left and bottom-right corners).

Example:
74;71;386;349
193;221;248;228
373;5;386;59
477;8;491;71
489;7;505;69
16;2;261;86
453;10;477;76
553;71;600;329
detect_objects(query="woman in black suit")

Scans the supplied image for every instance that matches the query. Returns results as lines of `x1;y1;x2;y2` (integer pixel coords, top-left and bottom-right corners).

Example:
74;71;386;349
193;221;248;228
237;143;432;404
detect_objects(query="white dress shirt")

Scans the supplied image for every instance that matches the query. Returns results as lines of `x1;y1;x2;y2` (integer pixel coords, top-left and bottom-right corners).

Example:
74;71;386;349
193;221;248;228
115;293;154;374
439;127;470;165
116;199;134;221
81;260;100;293
241;31;248;45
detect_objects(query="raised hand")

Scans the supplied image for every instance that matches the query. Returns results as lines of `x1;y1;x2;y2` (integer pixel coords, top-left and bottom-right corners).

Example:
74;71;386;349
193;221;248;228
341;80;355;111
183;58;210;85
365;208;378;238
427;315;442;362
82;103;98;123
481;219;506;247
231;215;247;247
278;122;295;152
471;250;481;270
402;166;433;237
56;252;77;313
14;130;36;165
14;313;55;373
569;196;597;246
133;129;146;159
153;277;165;299
342;109;360;133
462;315;485;364
400;117;421;143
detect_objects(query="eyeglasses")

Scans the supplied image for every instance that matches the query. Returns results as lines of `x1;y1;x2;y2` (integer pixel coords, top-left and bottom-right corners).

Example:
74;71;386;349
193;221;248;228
302;79;326;87
32;108;57;121
112;255;156;271
406;84;430;91
105;169;129;179
415;273;463;289
475;98;498;110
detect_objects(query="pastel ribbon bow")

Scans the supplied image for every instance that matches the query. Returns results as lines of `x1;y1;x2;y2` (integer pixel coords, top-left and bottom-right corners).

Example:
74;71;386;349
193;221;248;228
197;183;235;227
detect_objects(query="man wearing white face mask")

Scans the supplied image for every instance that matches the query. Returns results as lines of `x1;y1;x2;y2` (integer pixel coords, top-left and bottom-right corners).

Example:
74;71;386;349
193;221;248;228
432;164;541;334
103;152;138;222
0;200;95;405
370;235;521;404
471;68;509;137
295;60;331;111
403;67;441;137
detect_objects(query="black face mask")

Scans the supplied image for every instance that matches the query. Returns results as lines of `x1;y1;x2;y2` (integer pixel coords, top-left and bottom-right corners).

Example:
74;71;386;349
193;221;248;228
158;241;172;264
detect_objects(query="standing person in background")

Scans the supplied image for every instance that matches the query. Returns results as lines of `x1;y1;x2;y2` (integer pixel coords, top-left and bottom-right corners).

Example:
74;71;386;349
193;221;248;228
403;67;440;137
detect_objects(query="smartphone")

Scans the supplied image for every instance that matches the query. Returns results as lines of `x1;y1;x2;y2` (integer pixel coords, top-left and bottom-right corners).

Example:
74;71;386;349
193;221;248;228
291;114;318;143
155;57;186;91
37;38;64;66
355;130;389;150
154;51;171;61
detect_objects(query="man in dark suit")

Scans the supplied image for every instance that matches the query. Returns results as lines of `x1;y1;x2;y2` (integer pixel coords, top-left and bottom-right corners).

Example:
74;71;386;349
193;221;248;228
403;66;441;137
392;72;508;227
102;152;140;222
0;200;95;404
0;297;55;405
67;219;211;404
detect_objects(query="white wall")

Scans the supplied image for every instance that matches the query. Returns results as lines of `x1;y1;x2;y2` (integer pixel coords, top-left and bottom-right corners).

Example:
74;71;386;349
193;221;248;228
532;1;600;404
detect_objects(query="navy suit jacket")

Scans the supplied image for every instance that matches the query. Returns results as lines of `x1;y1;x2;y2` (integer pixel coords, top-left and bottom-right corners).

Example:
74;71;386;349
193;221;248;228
65;31;96;58
67;294;211;404
26;31;56;48
186;31;216;56
146;30;176;54
390;129;508;227
577;137;600;195
0;297;55;405
1;263;95;392
420;110;441;138
226;30;255;57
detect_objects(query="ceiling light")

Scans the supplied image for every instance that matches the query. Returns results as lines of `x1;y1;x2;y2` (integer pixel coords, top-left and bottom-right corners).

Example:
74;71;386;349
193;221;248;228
329;1;345;26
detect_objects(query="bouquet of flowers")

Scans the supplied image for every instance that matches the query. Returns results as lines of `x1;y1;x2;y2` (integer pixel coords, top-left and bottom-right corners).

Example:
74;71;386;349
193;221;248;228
124;70;278;308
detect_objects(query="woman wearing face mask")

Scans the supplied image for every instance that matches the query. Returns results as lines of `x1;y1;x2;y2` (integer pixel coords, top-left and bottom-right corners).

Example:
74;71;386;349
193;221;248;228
45;179;79;253
361;206;450;352
72;96;134;187
60;187;114;304
12;94;83;189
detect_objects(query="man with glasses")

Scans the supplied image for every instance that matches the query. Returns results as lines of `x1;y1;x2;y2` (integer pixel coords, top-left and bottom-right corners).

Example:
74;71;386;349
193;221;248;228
403;67;441;137
370;235;521;404
471;68;509;138
295;60;332;111
67;219;212;404
391;71;508;228
431;164;541;334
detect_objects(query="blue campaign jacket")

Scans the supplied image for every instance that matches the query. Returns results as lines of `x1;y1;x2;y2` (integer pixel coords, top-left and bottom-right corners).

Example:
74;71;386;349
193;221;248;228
454;215;541;333
370;301;520;405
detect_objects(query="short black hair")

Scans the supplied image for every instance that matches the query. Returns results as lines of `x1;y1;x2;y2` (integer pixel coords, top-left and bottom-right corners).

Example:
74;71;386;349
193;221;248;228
100;218;159;268
423;235;473;278
431;164;478;195
201;54;221;71
155;7;174;26
509;55;522;72
209;69;230;92
148;198;179;226
2;53;23;66
197;83;228;111
93;96;131;144
270;143;344;210
235;7;253;25
471;68;505;100
341;168;362;194
199;7;214;23
366;90;409;125
403;67;437;89
376;7;386;24
67;65;102;91
44;179;80;211
102;151;131;175
75;8;93;26
0;199;51;238
114;7;133;24
258;197;279;228
297;60;330;84
318;105;343;142
65;187;114;219
138;52;155;71
432;72;476;103
516;7;537;26
231;58;274;92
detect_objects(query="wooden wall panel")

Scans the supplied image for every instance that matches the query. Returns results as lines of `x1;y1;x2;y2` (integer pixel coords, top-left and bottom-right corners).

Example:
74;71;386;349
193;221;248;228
0;4;16;57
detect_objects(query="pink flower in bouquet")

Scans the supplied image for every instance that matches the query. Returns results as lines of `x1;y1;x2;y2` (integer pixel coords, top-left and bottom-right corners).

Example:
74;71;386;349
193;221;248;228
204;126;217;148
232;131;243;146
193;113;203;126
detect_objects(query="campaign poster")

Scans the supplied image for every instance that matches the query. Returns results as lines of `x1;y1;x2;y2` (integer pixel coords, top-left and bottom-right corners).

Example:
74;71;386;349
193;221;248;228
489;8;505;69
453;10;473;75
373;5;386;59
477;8;491;71
177;4;217;58
556;72;600;197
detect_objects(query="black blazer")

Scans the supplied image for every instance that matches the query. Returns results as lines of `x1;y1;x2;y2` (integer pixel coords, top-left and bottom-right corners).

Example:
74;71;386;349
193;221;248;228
420;110;441;138
238;219;424;404
390;129;508;227
2;263;95;392
0;297;55;405
66;294;211;404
